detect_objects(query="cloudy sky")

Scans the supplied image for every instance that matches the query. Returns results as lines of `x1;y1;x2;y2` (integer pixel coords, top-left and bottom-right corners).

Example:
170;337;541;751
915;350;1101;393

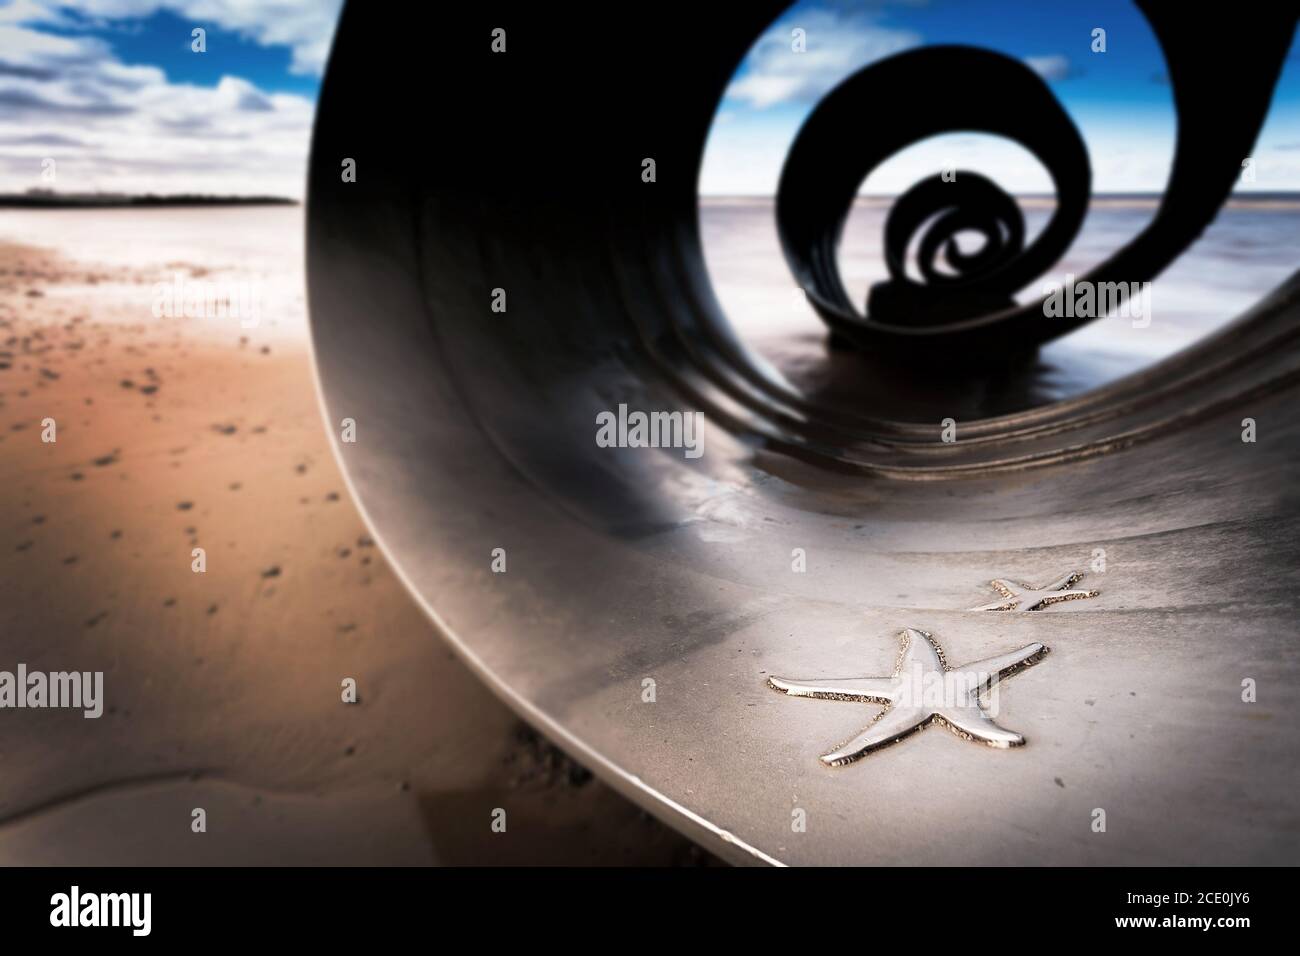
0;0;340;196
702;0;1300;195
1;0;1297;198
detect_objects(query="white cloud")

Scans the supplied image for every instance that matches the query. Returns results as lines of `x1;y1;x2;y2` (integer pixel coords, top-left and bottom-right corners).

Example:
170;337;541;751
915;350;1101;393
724;9;920;109
1024;54;1072;82
0;11;326;196
2;0;343;75
0;1;69;28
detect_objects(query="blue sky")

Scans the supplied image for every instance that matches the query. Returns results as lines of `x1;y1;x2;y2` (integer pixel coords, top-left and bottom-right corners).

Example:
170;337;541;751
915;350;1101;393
0;0;339;196
0;0;1296;197
701;0;1300;194
36;7;321;96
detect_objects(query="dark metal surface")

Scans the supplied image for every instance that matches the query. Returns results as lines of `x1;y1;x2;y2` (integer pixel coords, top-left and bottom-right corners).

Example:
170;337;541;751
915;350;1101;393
307;2;1300;864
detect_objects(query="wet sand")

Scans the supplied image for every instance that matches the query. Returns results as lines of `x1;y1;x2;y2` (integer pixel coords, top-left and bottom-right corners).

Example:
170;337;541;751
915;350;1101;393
0;213;713;865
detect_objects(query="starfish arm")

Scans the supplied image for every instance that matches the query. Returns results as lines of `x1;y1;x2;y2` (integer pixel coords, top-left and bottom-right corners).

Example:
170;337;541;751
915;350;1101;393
989;579;1017;598
1043;571;1084;590
898;628;946;671
767;675;898;703
1037;587;1099;606
970;597;1018;611
936;704;1026;748
971;583;1020;610
960;643;1048;682
819;705;930;766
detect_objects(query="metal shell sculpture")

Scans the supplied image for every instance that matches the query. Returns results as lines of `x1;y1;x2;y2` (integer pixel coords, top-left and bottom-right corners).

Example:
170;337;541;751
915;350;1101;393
307;2;1300;865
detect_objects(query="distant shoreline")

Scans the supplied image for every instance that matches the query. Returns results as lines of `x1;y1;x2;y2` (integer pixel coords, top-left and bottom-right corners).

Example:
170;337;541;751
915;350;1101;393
6;192;1297;210
0;193;299;209
700;192;1300;208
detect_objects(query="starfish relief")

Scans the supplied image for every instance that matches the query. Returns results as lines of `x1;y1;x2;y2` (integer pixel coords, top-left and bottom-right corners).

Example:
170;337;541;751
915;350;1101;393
767;627;1047;766
970;570;1099;611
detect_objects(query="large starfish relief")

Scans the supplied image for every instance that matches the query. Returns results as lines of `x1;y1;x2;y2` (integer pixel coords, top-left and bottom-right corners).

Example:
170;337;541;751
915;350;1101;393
970;570;1099;611
767;628;1047;766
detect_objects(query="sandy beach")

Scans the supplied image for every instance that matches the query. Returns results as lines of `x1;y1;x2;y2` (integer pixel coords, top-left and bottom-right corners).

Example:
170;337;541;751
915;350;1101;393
0;207;711;865
5;197;1297;864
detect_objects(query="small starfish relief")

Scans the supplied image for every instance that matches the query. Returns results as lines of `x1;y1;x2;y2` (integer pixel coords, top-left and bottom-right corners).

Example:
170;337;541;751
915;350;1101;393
970;570;1099;611
767;628;1047;766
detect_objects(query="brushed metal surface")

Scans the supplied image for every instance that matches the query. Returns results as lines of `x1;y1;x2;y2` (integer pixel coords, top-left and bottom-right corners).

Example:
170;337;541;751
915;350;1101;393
306;3;1300;865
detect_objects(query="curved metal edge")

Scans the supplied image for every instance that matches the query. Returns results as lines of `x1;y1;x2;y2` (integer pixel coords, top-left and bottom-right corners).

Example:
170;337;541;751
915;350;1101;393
298;212;785;873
